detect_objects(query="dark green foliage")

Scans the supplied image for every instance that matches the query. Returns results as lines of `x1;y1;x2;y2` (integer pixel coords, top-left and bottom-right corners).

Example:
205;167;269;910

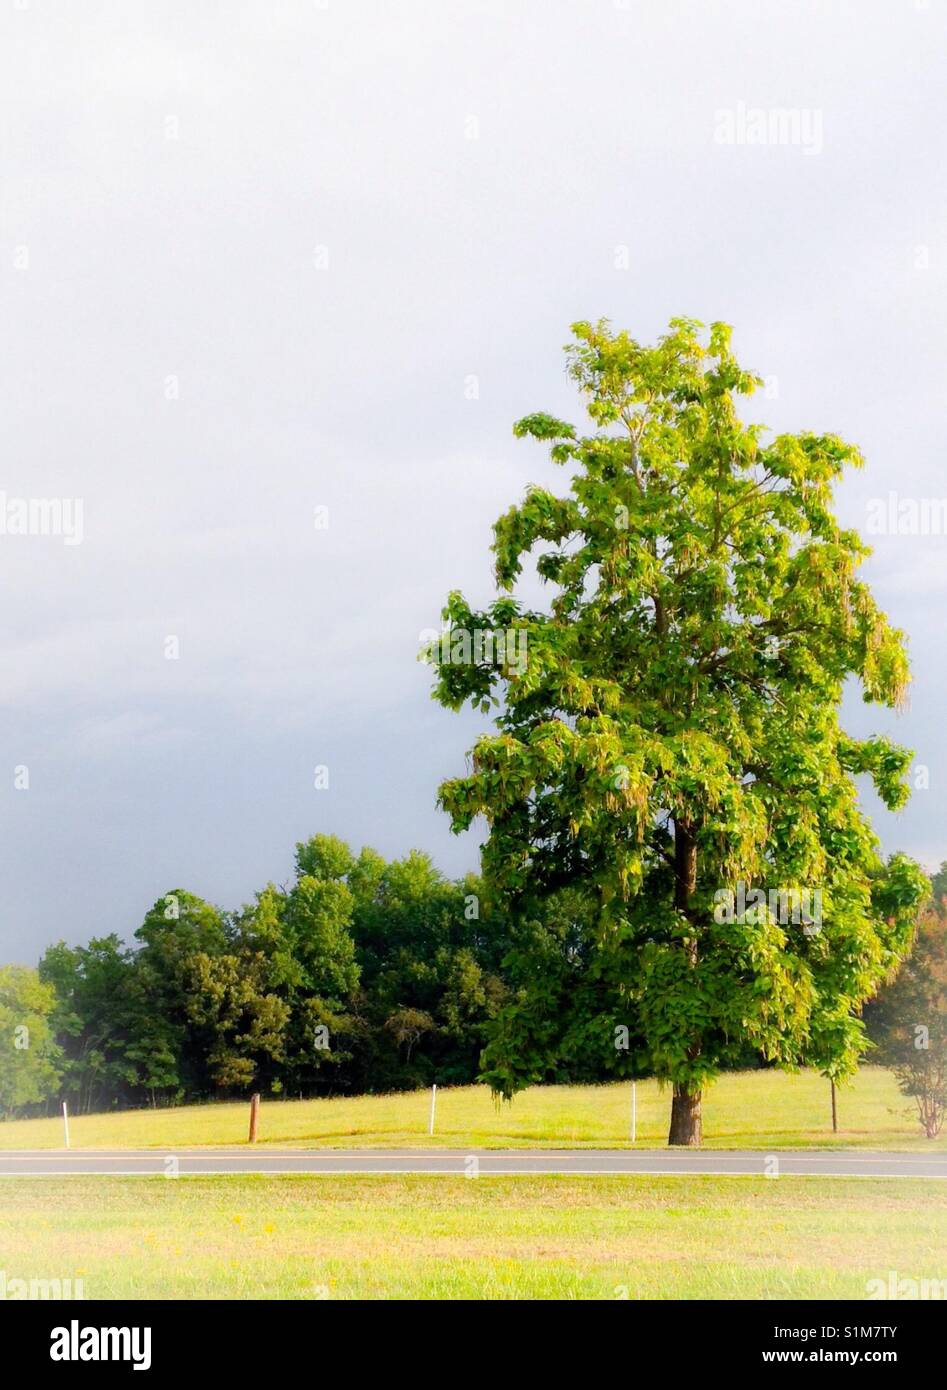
30;836;512;1111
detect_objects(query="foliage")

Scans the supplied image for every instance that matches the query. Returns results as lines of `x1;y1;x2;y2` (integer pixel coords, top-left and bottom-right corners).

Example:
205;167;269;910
865;902;947;1137
429;318;927;1135
29;836;510;1112
0;966;61;1116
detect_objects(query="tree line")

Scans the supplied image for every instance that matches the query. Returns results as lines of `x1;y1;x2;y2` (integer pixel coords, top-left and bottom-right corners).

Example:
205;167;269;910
3;829;728;1115
3;835;509;1113
1;835;945;1137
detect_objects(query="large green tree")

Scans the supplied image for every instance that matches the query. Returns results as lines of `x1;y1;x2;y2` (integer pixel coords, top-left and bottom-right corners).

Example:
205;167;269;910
430;317;927;1143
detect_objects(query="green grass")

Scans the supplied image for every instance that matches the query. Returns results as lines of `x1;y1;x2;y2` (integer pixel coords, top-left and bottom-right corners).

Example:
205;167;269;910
1;1067;939;1150
3;1173;944;1299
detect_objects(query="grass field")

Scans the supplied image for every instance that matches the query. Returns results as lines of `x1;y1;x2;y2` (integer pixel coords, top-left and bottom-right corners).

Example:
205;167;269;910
0;1067;939;1151
3;1172;944;1299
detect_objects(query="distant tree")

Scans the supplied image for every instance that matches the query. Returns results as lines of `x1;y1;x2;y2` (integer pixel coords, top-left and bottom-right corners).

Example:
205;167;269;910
133;891;230;1099
0;966;61;1117
866;907;947;1138
481;886;648;1092
349;850;510;1088
430;317;928;1144
236;836;361;1093
930;862;947;917
39;937;148;1112
183;949;289;1092
384;1007;435;1064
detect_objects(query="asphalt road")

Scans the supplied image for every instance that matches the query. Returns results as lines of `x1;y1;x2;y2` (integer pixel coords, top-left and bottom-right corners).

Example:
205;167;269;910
1;1149;944;1177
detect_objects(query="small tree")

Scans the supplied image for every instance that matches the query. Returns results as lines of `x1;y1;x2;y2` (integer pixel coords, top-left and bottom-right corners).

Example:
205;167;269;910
930;861;947;915
0;966;61;1117
429;317;927;1144
384;1007;435;1064
867;908;947;1138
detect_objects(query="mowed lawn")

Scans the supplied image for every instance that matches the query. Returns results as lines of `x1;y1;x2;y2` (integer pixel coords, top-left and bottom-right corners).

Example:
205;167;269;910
3;1173;945;1299
0;1067;940;1150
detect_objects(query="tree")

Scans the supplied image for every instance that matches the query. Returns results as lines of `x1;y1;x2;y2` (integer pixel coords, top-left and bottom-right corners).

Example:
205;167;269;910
133;891;230;1100
384;1007;435;1064
930;862;947;916
866;906;947;1138
39;936;151;1112
184;949;289;1092
480;886;649;1093
429;317;928;1144
0;966;61;1117
236;836;362;1093
348;850;510;1088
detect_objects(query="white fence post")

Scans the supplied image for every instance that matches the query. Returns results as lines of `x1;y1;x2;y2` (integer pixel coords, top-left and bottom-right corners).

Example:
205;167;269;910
428;1083;437;1136
630;1081;637;1144
62;1100;70;1149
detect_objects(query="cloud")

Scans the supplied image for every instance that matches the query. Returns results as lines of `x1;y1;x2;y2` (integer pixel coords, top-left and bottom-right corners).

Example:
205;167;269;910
1;0;945;957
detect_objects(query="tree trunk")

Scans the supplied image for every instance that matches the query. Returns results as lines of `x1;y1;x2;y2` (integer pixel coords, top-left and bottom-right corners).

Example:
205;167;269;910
673;822;697;914
668;820;701;1145
669;1084;702;1145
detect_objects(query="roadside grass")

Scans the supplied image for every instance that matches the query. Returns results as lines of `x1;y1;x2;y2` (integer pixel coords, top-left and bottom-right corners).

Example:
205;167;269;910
2;1173;944;1299
0;1067;938;1151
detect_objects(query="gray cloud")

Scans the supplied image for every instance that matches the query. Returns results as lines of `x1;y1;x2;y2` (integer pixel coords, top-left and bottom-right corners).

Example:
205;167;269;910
2;0;945;959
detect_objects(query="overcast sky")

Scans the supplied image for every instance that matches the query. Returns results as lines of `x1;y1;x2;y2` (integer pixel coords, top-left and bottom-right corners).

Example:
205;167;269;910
2;0;946;962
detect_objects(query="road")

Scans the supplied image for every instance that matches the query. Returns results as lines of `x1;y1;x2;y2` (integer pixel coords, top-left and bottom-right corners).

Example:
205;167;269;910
1;1149;944;1177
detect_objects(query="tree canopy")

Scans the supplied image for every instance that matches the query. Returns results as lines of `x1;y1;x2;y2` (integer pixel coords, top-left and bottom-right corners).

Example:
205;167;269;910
22;835;511;1116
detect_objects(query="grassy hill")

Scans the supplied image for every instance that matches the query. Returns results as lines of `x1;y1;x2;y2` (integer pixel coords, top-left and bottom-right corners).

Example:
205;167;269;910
2;1067;941;1150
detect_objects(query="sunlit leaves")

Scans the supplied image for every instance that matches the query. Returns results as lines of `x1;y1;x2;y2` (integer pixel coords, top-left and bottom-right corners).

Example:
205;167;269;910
432;317;927;1099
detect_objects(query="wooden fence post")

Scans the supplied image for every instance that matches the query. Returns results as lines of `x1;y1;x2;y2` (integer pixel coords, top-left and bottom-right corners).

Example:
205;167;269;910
248;1092;261;1143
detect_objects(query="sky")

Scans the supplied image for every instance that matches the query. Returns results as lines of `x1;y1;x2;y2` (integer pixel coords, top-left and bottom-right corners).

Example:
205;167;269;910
2;0;946;963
